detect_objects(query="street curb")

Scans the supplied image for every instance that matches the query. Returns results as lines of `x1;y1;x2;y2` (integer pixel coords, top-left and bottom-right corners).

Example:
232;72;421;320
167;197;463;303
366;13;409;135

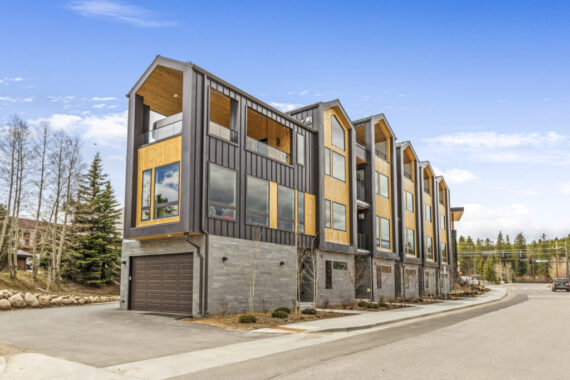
312;289;508;333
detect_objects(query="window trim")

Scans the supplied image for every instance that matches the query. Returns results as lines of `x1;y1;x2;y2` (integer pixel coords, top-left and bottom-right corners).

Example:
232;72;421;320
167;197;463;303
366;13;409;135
296;133;305;166
331;150;346;182
277;184;295;231
245;175;269;227
152;162;181;220
332;201;347;232
208;163;238;223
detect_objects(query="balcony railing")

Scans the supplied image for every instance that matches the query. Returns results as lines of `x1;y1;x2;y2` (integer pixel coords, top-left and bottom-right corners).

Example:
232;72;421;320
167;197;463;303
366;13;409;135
246;136;290;164
143;120;182;145
209;121;238;143
375;149;387;161
357;181;367;202
404;172;412;180
357;233;369;250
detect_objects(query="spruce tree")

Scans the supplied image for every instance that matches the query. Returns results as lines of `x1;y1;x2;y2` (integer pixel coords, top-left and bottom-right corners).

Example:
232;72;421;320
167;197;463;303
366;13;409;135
514;232;528;278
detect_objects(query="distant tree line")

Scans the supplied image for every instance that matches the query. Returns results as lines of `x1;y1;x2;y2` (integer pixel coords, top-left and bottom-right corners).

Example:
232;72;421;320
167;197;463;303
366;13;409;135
457;231;570;283
0;115;121;288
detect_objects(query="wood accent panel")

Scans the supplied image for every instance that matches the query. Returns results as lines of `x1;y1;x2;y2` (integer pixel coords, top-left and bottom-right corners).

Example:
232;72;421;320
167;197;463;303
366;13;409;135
247;108;291;155
403;176;416;232
270;181;278;229
136;136;182;227
136;65;183;117
305;193;316;236
374;120;392;163
403;147;416;182
439;203;448;245
210;89;230;127
323;107;350;245
424;193;434;240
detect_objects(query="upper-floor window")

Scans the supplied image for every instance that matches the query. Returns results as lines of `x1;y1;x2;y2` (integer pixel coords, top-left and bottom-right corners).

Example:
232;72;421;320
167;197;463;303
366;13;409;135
209;89;238;143
376;173;389;198
441;242;447;262
324;147;331;175
440;214;446;229
297;133;305;166
426;237;433;260
380;217;391;249
425;204;432;222
405;191;414;212
325;199;331;228
246;175;269;226
332;202;346;231
297;191;305;234
278;185;295;231
208;163;236;221
439;187;445;205
406;228;415;256
331;151;346;181
141;169;152;221
331;115;345;150
153;162;180;219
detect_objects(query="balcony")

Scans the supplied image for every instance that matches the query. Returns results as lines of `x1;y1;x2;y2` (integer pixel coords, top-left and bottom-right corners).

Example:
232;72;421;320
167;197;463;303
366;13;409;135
357;180;367;202
357;233;369;250
143;118;182;145
355;143;369;163
375;149;387;161
404;172;412;180
209;121;238;143
246;136;290;164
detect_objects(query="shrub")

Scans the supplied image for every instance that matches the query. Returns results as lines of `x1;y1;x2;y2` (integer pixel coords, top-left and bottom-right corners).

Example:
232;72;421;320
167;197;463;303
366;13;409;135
274;306;291;314
357;301;369;308
239;314;257;324
366;303;379;309
378;302;388;307
302;308;317;315
272;310;288;319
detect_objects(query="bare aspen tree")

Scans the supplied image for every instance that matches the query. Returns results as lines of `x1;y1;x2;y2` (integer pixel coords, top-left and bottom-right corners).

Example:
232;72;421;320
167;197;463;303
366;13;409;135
248;228;262;314
0;117;18;267
296;234;318;314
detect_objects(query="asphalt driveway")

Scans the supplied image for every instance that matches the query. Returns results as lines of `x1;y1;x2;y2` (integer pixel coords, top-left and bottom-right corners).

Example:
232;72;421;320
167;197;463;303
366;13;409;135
0;303;259;367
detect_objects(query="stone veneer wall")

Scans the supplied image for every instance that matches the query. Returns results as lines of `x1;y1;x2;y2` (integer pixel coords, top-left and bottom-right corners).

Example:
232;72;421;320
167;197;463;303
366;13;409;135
402;264;420;299
316;251;355;307
424;267;438;296
372;259;397;301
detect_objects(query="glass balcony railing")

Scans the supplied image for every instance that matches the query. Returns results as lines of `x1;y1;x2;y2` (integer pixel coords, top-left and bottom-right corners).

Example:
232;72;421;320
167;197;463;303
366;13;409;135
209;121;238;143
357;181;367;202
246;136;290;164
404;172;413;180
375;149;387;161
357;233;369;250
143;120;182;145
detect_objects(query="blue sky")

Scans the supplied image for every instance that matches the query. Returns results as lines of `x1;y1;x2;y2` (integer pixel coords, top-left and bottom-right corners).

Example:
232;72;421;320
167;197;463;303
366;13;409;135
1;0;569;240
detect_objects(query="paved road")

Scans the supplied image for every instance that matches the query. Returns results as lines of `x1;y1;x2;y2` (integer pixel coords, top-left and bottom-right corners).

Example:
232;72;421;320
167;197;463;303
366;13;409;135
0;303;257;367
193;283;570;380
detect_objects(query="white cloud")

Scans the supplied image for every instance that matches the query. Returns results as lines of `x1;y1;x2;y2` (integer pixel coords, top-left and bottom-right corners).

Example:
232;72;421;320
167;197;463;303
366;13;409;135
69;1;177;27
433;167;478;184
269;102;303;112
91;96;116;101
299;90;309;96
425;131;567;148
0;77;24;84
560;182;570;195
0;96;34;103
48;96;75;103
458;203;534;239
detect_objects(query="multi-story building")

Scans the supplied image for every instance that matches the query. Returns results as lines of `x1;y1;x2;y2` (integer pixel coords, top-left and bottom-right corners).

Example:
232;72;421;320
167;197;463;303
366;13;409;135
120;56;462;316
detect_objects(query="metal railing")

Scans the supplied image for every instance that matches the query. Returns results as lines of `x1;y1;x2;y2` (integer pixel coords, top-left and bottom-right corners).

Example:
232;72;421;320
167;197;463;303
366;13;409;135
209;121;238;143
143;120;182;144
357;233;369;250
246;136;290;164
375;149;387;161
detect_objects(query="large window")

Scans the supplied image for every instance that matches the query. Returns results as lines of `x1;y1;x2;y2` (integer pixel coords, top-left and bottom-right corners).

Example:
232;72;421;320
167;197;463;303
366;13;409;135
442;243;447;262
440;214;446;229
209;89;237;143
246;176;268;226
324;147;331;176
153;162;180;219
332;151;346;181
425;204;432;222
325;199;331;228
141;169;152;221
375;216;380;247
297;133;305;166
405;191;414;212
332;202;346;231
325;260;332;289
208;164;237;221
278;185;295;231
426;237;433;260
297;192;305;233
381;217;391;249
377;173;389;198
331;115;345;150
406;228;415;256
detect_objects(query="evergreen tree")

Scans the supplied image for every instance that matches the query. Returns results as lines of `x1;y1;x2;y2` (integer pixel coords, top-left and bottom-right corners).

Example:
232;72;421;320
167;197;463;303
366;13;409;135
513;232;528;278
483;257;497;282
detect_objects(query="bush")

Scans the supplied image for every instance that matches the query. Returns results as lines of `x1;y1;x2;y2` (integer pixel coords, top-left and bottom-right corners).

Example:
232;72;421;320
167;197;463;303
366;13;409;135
272;310;288;319
239;314;257;324
302;308;317;315
357;301;369;307
274;306;291;314
378;302;388;307
366;303;379;309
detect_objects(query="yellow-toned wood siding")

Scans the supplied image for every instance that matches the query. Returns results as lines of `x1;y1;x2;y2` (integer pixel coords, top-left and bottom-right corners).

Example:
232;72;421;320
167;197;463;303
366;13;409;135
403;177;416;256
323;107;350;245
270;181;278;229
439;203;448;246
424;193;434;240
377;120;392;163
247;109;291;158
305;193;316;236
136;136;182;227
375;156;392;251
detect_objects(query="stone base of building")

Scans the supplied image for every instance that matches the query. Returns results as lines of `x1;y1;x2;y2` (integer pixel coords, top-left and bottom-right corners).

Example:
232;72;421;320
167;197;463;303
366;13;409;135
316;250;355;308
402;263;420;299
439;267;452;295
372;258;397;301
423;267;438;297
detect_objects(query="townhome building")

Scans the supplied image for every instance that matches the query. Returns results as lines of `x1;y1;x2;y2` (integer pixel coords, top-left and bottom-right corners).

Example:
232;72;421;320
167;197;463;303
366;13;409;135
120;56;462;316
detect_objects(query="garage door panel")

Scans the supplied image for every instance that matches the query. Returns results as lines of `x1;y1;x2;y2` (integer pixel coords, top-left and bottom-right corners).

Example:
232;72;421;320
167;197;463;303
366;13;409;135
130;253;193;314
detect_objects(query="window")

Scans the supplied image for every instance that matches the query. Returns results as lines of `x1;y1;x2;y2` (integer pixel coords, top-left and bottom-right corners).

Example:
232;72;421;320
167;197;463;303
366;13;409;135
332;202;346;231
208;164;237;221
378;173;389;198
405;191;414;212
375;216;380;247
141;169;152;221
333;261;347;270
406;228;415;255
376;265;382;289
440;214;446;229
278;185;295;231
332;151;346;181
246;176;268;226
209;89;237;143
331;115;345;150
325;199;331;228
442;243;447;262
297;133;305;165
381;218;391;249
153;162;180;219
297;191;305;233
326;260;332;289
425;271;430;289
324;148;331;176
426;237;433;260
425;204;432;222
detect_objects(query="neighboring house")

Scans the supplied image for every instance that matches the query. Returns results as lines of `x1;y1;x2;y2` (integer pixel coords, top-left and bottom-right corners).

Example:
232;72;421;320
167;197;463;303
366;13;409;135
120;56;463;316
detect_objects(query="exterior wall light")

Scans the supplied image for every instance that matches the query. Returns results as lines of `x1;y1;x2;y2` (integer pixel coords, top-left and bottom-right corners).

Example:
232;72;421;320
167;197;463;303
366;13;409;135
222;256;228;262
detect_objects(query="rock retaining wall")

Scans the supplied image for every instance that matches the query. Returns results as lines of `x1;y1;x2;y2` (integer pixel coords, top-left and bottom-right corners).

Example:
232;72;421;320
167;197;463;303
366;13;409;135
0;289;119;311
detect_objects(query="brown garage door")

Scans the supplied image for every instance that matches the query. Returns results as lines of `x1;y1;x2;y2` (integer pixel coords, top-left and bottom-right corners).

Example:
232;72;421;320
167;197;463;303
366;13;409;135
130;253;193;314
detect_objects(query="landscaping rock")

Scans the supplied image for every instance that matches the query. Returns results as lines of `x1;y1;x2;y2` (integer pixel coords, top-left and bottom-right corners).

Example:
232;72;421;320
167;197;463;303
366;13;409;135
8;294;26;308
38;296;50;307
78;298;85;305
61;297;74;305
0;299;11;310
51;297;63;306
24;293;40;308
100;296;109;303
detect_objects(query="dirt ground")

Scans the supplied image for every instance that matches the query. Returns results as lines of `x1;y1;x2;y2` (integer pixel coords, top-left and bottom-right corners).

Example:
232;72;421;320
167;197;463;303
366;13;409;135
183;310;348;331
327;302;410;312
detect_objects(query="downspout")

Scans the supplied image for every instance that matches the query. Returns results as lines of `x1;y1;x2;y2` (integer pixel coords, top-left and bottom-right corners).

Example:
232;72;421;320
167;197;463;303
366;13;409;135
200;73;210;315
184;232;204;316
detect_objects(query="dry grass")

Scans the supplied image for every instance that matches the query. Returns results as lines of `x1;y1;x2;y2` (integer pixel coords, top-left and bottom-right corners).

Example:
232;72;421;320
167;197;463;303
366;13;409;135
182;310;347;331
328;302;410;312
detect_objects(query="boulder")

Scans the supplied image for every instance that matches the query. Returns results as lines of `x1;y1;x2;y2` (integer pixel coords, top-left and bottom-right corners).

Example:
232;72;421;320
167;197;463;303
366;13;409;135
8;294;26;308
78;298;86;305
0;299;11;310
24;293;40;308
93;296;101;303
61;297;74;305
51;297;63;306
38;296;50;307
100;296;109;302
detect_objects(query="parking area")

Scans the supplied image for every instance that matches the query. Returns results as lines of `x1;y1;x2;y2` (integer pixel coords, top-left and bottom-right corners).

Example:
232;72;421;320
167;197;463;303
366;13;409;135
0;303;259;367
